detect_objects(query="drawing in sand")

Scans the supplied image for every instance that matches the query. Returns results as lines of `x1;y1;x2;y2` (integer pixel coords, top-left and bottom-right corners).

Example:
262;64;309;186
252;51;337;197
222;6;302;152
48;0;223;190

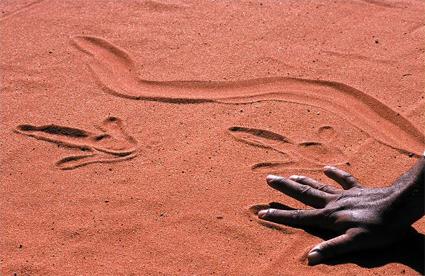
2;1;424;275
15;116;138;170
72;36;424;157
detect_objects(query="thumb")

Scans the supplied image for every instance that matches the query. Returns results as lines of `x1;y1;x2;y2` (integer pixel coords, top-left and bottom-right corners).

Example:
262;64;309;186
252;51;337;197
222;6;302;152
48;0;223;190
307;228;367;265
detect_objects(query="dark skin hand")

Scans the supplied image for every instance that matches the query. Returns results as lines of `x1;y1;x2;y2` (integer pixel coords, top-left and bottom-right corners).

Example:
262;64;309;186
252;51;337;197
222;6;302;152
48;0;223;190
258;157;425;265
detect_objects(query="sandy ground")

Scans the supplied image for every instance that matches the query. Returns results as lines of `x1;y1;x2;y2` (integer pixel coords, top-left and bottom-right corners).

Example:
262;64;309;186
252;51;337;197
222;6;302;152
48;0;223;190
1;0;424;275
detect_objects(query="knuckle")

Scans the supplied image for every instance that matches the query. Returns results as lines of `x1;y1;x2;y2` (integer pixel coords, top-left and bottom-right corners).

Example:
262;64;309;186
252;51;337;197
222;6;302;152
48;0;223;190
317;184;328;191
319;208;331;218
320;207;338;221
341;173;358;184
300;186;312;194
292;210;302;221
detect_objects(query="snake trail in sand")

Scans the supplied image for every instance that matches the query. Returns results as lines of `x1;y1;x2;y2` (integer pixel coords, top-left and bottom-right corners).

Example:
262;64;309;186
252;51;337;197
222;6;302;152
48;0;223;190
71;36;424;157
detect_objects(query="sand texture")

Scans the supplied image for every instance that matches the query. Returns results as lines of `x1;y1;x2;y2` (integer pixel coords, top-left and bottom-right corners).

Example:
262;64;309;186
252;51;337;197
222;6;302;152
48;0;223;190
1;0;424;275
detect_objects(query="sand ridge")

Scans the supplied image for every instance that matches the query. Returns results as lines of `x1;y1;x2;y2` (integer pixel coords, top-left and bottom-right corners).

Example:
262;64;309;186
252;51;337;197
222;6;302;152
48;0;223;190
72;35;424;157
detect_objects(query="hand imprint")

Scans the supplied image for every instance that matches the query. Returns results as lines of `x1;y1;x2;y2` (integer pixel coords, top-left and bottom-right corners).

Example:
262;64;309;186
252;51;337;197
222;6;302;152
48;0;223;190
229;125;348;171
15;116;138;170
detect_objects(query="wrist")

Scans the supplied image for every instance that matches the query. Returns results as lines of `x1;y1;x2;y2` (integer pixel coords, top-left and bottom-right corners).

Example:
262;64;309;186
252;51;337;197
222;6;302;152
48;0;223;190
387;157;425;226
391;157;424;191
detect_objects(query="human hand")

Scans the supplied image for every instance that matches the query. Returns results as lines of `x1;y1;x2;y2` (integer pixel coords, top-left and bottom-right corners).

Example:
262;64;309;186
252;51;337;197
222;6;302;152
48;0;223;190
257;163;424;265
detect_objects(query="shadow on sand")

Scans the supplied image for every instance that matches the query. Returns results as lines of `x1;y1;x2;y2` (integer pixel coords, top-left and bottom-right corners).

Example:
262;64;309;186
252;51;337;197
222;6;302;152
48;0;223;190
252;202;424;274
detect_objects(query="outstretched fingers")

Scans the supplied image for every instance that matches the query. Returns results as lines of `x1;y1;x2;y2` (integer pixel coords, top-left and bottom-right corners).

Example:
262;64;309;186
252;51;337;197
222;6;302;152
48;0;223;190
324;166;362;190
308;228;371;265
289;175;340;194
266;175;331;208
258;208;327;227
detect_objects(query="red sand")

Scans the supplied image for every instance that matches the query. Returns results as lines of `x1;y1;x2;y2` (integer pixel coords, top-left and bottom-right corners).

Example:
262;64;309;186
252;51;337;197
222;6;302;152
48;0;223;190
1;0;424;275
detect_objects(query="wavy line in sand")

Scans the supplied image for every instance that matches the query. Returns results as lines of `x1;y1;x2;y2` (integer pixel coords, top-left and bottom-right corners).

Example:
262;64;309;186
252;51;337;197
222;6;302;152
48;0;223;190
71;35;425;156
14;116;138;170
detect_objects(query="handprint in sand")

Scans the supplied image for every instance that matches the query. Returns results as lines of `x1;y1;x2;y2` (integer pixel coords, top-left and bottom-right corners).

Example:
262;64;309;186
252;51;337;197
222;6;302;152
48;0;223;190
15;116;138;170
229;125;348;172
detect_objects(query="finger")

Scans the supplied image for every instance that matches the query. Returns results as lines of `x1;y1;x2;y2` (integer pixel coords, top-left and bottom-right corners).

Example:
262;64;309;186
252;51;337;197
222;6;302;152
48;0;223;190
258;208;326;227
267;175;331;208
323;166;362;189
56;151;137;170
14;124;93;151
308;228;369;265
56;154;98;170
289;175;340;194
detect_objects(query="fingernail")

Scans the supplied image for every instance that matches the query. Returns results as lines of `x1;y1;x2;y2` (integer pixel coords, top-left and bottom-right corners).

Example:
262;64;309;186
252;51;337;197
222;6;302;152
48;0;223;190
307;250;323;266
324;165;334;171
289;175;299;180
266;175;281;184
258;209;268;219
